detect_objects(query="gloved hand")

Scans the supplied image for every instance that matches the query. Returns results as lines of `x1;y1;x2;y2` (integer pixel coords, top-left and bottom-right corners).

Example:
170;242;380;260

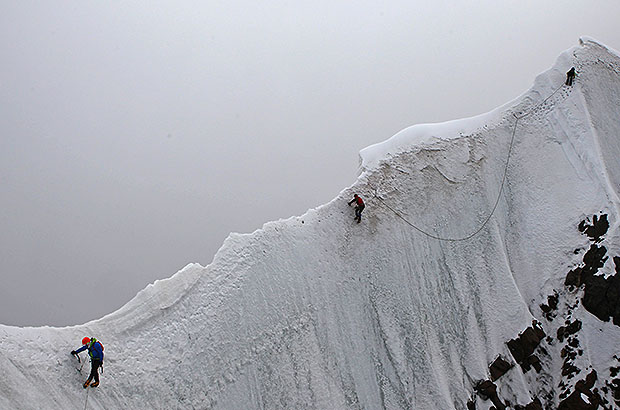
71;351;76;356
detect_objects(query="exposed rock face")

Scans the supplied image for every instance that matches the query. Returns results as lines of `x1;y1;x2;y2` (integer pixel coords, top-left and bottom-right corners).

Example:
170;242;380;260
489;356;513;381
606;356;620;408
557;319;582;343
565;244;607;288
472;323;546;408
567;214;620;326
472;214;620;409
540;292;559;320
507;322;545;373
582;256;620;325
474;380;506;410
558;370;603;410
578;214;609;243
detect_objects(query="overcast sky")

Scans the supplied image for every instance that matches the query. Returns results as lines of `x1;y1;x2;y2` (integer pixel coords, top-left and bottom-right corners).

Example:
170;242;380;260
2;1;620;326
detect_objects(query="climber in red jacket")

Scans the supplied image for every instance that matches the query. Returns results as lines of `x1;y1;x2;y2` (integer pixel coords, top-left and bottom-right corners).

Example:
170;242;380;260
348;194;365;223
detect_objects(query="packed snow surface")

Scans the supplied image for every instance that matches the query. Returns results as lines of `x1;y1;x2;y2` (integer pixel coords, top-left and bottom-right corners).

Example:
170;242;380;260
2;38;620;409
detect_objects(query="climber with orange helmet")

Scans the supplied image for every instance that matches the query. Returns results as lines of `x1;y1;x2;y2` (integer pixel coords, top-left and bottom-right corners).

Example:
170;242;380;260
71;337;104;388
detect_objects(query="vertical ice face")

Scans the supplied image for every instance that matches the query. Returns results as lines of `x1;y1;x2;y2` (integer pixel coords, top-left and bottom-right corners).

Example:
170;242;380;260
1;38;620;410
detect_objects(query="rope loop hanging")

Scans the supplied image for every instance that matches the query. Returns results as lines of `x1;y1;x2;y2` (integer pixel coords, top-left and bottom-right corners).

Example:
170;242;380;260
371;82;567;242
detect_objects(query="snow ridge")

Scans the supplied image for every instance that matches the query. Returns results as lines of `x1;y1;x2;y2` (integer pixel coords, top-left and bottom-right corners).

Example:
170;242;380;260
1;38;620;409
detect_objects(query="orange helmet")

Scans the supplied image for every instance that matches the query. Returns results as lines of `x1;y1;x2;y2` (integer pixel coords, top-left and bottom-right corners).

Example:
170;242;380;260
82;337;90;345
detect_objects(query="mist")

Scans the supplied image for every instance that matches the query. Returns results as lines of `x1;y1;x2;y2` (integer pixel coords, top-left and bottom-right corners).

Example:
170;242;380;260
2;1;620;325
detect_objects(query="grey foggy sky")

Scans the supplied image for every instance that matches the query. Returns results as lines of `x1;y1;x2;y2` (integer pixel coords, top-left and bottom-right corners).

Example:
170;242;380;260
2;1;620;326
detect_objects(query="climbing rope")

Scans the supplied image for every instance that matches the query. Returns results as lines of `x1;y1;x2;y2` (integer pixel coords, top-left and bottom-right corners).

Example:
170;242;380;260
83;387;90;410
372;82;567;242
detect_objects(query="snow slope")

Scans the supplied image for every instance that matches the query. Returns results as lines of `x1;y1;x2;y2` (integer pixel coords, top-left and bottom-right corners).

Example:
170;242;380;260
1;38;620;409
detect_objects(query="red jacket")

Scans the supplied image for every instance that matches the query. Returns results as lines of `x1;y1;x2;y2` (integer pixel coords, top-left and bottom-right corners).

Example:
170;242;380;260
349;196;364;207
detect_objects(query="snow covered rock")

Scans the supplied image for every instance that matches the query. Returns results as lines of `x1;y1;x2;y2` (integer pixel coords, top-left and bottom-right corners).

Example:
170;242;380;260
2;37;620;409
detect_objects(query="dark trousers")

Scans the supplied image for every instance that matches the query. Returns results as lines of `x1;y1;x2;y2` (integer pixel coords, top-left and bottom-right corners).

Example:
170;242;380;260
566;75;574;86
355;205;365;221
87;359;102;383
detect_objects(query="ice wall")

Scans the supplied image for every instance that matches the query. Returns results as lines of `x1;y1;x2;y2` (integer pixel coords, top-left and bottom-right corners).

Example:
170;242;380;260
1;38;620;409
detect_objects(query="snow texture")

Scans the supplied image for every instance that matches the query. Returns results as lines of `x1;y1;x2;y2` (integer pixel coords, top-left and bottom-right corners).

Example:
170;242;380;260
1;38;620;409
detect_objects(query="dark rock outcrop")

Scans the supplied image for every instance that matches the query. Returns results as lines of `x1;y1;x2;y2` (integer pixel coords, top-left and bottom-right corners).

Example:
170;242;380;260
567;215;620;327
558;370;603;410
507;322;545;372
578;214;608;242
515;397;543;410
540;292;559;320
565;244;607;288
557;320;582;342
489;356;513;381
465;215;619;409
611;377;620;406
474;380;506;410
581;256;620;325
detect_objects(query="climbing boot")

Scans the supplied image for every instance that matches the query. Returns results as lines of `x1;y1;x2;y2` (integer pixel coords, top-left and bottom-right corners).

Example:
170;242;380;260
90;381;99;388
83;380;90;388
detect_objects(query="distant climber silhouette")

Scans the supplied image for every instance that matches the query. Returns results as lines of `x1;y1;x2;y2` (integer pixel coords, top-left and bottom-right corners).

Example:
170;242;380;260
565;67;576;86
348;194;365;223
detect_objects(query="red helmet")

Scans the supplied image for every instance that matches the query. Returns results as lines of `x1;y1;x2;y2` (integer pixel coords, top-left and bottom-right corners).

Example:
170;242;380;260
82;337;90;345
